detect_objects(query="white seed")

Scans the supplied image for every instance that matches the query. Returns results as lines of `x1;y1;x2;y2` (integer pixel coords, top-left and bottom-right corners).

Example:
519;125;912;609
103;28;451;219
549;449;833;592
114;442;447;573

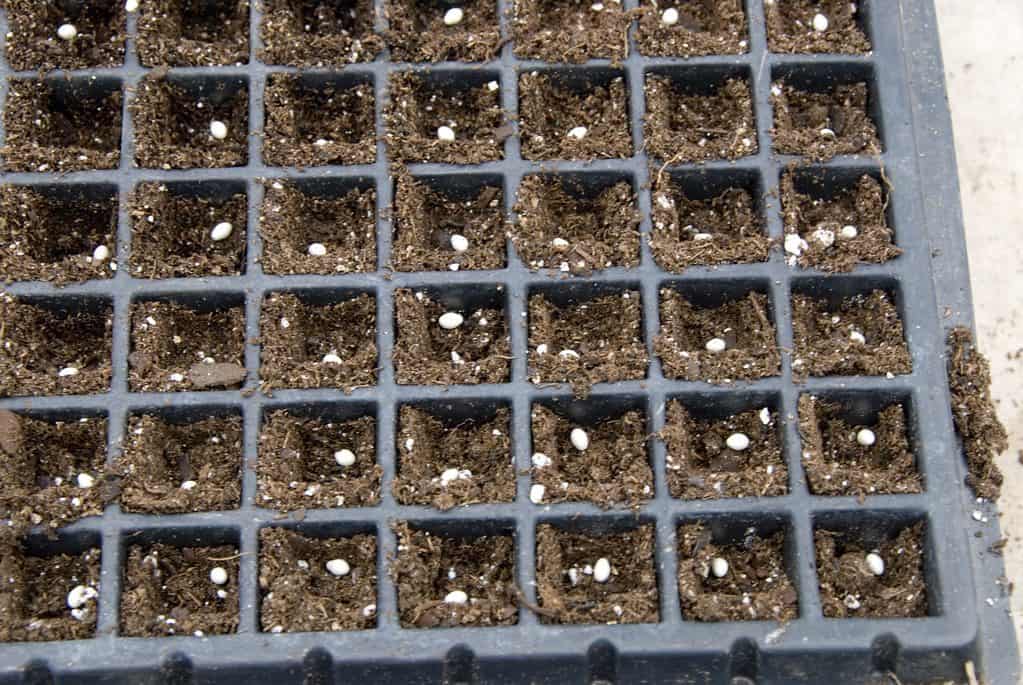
450;350;463;364
322;353;343;365
362;604;376;617
661;7;680;25
437;125;456;142
529;483;546;504
443;7;464;25
711;557;730;578
813;228;835;248
570;428;589;451
726;433;750;452
57;23;77;41
844;594;861;610
210;120;228;140
335;449;356;467
76;473;96;489
66;585;97;609
840;225;859;239
759;407;772;425
486;80;499;91
92;245;110;263
438;312;464;330
531;452;551;468
850;330;866;345
812;13;829;32
326;558;351;577
125;0;139;11
280;317;290;329
209;567;228;585
307;242;327;256
693;232;714;241
450;234;469;252
567;126;588;140
865;552;885;576
440;468;462;485
856;428;876;447
552;237;570;249
210;221;233;241
559;349;580;361
536;343;548;355
58;366;80;377
180;480;198;490
593;558;612;583
444;589;468;604
784;233;807;256
705;337;727;353
820;127;837;138
169;373;185;382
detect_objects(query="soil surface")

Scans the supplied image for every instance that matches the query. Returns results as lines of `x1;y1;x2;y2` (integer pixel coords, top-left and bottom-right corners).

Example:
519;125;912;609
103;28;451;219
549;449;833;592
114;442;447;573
259;292;378;392
393;405;514;510
121;543;240;636
119;414;242;514
656;290;779;383
130;183;247;279
391;174;506;272
0;531;101;642
677;523;797;622
512;0;629;63
2;79;122;173
535;523;658;625
257;411;381;511
530;405;652;508
131;76;248;170
661;402;787;500
765;0;871;54
138;0;249;67
512;175;640;273
259;527;377;632
263;74;376;168
259;0;384;66
771;82;880;160
0;296;113;398
393;289;510;385
0;186;117;286
815;523;928;618
3;0;126;70
649;181;769;271
644;75;756;163
128;301;246;392
387;0;502;62
519;72;632;161
798;395;921;497
528;291;647;395
260;181;377;275
781;173;900;272
635;0;747;58
392;523;517;628
790;290;912;380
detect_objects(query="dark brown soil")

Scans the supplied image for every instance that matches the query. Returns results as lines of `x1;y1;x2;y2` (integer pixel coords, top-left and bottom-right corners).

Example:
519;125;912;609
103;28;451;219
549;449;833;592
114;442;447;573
259;292;377;392
947;328;1008;501
130;183;247;279
2;79;122;173
386;0;502;62
815;523;928;618
781;174;900;272
644;75;756;163
3;0;126;70
0;531;101;642
131;76;248;170
661;402;787;500
535;523;658;625
634;0;747;58
137;0;249;67
263;74;376;168
0;412;107;530
527;291;647;395
259;181;377;275
392;523;517;628
519;72;632;161
677;523;797;622
119;414;242;514
649;180;769;271
259;527;377;633
656;290;779;383
0;185;117;286
790;290;912;380
259;0;384;66
765;0;871;54
0;296;113;398
128;300;246;392
257;411;381;511
121;543;240;636
798;395;921;497
391;174;506;272
393;405;514;510
771;82;880;160
512;175;640;273
512;0;629;63
530;405;651;508
393;289;510;385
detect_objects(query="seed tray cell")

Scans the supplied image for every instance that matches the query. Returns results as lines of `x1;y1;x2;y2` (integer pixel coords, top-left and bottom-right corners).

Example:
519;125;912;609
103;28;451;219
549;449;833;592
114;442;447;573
0;0;1015;683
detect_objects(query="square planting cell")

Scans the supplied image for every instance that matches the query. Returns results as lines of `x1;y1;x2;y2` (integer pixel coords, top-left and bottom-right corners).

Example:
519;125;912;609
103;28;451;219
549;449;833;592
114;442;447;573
392;523;517;628
765;0;871;54
512;0;629;63
137;0;249;67
259;0;383;66
634;0;747;58
0;184;117;285
771;76;881;161
386;0;502;62
393;402;514;510
259;526;377;633
3;0;125;70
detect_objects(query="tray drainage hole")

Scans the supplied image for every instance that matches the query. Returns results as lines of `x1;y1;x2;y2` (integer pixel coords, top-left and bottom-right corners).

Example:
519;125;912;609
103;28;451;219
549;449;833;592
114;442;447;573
729;638;759;682
443;644;476;684
161;652;193;685
23;660;53;685
587;639;618;684
871;634;901;677
302;647;334;685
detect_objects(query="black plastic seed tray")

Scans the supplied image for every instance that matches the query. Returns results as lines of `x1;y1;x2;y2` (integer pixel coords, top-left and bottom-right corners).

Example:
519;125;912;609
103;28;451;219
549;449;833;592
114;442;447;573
0;0;1016;682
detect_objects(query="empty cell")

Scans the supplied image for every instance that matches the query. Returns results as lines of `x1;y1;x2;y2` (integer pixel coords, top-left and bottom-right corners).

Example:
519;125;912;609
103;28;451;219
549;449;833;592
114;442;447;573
512;0;629;63
138;0;250;67
634;0;747;58
771;80;880;160
4;0;126;70
387;0;501;62
260;0;383;66
765;0;871;55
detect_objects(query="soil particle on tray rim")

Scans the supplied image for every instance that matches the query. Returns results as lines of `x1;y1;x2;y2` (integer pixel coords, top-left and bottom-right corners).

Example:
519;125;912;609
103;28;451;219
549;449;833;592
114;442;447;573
393;405;514;510
798;395;921;497
263;74;376;168
677;523;797;622
118;414;242;514
0;186;117;286
137;0;250;67
121;543;240;636
259;292;378;392
259;527;377;633
130;183;247;279
535;523;658;625
661;402;787;500
257;411;381;511
512;175;640;274
814;523;927;618
386;0;502;63
771;82;880;161
259;0;384;67
644;75;756;163
634;0;748;58
765;0;871;55
259;181;377;275
512;0;630;63
2;0;126;71
530;405;652;508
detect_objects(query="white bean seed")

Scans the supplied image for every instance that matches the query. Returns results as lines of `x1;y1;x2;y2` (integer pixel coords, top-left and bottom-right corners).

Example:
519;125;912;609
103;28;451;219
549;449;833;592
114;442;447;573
552;237;570;249
593;558;612;583
322;353;343;365
567;126;588;140
210;120;228;140
812;13;829;31
92;245;110;263
76;473;95;489
784;233;808;256
438;312;464;330
308;242;327;256
326;558;351;577
856;428;876;447
662;7;680;25
437;125;456;142
865;552;885;576
487;81;499;91
209;567;229;585
726;433;750;452
711;557;730;578
66;585;97;609
840;225;859;239
444;589;468;604
570;428;589;451
559;349;580;361
443;7;464;25
58;367;80;377
450;234;469;252
850;330;866;345
57;24;77;41
813;228;835;248
335;449;356;467
126;0;139;11
531;452;551;468
705;337;727;353
181;480;198;490
529;483;546;504
210;222;233;241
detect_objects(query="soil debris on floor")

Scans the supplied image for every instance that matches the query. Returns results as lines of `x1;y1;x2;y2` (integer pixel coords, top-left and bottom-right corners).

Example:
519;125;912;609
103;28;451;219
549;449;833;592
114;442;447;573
771;81;880;160
765;0;871;54
137;0;250;67
512;0;629;63
259;0;383;66
387;0;502;62
3;0;126;70
634;0;747;58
